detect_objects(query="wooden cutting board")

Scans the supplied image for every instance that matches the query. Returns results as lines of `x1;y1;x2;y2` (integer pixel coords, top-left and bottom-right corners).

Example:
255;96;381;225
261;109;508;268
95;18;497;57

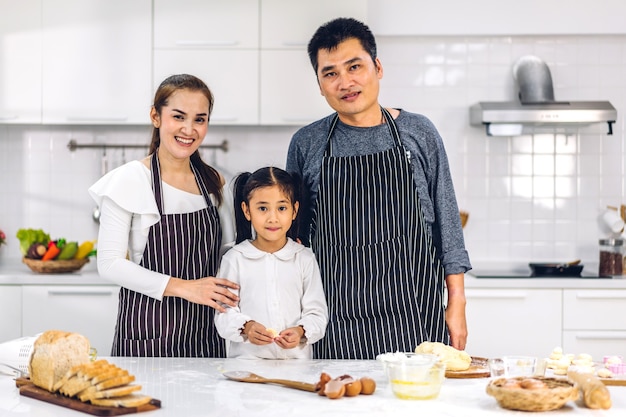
600;377;626;386
445;356;490;379
15;377;161;416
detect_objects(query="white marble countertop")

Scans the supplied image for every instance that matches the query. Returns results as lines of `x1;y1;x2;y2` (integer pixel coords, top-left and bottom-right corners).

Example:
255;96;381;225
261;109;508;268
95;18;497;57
1;357;624;417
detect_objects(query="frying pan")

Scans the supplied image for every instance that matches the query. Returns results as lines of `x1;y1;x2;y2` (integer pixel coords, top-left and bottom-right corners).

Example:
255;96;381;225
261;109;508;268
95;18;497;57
529;260;583;277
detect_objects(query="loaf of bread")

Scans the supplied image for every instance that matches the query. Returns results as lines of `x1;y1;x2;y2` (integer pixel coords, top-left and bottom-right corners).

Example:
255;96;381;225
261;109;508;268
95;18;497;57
28;330;91;391
567;369;612;410
414;341;472;371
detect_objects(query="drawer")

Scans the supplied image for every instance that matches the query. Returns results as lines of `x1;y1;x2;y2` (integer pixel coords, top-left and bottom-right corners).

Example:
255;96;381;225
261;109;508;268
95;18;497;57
562;330;626;360
563;289;626;330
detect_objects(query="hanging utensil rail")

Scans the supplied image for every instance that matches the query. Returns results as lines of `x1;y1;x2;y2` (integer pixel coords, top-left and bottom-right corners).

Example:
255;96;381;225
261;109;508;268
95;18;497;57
67;139;229;152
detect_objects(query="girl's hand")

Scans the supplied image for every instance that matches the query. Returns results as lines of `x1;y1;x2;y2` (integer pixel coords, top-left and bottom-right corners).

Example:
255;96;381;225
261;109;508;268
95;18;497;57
243;321;274;345
274;326;305;349
164;276;239;313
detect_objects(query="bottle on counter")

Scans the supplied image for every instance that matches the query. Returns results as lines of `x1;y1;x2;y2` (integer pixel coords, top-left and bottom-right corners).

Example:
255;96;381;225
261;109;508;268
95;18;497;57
598;238;624;276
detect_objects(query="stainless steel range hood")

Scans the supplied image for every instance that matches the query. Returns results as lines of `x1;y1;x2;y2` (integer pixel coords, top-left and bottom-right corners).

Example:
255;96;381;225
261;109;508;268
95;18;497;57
469;56;617;136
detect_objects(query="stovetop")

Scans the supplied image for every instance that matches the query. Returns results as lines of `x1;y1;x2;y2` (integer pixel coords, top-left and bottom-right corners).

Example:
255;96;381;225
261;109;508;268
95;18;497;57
471;270;611;279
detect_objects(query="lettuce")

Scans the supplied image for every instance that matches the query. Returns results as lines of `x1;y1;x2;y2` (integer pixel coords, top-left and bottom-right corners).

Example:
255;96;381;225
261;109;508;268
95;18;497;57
16;228;51;256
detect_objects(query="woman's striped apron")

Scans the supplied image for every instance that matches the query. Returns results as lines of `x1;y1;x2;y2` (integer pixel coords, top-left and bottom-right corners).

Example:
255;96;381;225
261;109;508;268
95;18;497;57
312;108;449;359
111;152;225;357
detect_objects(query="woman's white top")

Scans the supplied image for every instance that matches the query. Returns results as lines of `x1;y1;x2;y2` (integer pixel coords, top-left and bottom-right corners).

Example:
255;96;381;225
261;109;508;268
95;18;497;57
88;160;234;300
214;238;328;359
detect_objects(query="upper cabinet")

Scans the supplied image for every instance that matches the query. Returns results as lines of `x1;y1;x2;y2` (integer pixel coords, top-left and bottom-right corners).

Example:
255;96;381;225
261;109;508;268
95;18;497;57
153;0;259;125
154;0;258;49
259;0;367;125
260;0;367;49
367;0;626;36
0;0;42;124
41;0;152;124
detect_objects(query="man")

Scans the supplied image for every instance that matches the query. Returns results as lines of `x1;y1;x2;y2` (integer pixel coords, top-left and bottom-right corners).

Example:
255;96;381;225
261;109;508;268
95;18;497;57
286;17;472;360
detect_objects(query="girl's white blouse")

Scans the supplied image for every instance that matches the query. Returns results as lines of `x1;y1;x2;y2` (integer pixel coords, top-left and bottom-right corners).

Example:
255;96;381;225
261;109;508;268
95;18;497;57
88;160;235;300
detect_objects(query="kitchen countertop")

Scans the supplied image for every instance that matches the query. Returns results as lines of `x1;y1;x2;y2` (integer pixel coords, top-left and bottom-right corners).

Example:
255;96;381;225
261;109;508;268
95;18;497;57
3;257;626;289
0;258;110;285
1;357;624;416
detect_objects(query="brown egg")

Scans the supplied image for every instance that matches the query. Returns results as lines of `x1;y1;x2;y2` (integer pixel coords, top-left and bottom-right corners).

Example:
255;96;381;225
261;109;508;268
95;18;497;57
324;380;346;399
520;378;547;390
316;372;331;396
359;377;376;395
502;379;522;389
343;378;362;396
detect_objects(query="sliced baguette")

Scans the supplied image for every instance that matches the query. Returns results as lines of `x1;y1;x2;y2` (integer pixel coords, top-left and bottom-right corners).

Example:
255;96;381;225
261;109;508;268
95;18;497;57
85;384;142;400
77;375;136;402
90;394;152;408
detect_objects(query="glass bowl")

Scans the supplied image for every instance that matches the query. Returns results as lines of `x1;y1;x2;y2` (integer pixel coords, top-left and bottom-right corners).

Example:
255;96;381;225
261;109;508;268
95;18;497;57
377;352;445;400
489;356;539;377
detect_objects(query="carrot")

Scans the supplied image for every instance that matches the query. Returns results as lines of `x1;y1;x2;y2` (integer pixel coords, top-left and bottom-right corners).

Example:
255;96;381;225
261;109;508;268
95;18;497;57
42;241;61;261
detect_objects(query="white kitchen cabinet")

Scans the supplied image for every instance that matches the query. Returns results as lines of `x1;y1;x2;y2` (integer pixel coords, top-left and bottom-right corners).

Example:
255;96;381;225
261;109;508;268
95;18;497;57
562;289;626;359
0;0;42;124
465;288;562;358
21;285;119;357
153;50;259;125
367;0;626;36
41;0;152;124
153;0;259;125
154;0;259;50
258;0;366;125
260;50;331;125
0;286;22;342
260;0;367;49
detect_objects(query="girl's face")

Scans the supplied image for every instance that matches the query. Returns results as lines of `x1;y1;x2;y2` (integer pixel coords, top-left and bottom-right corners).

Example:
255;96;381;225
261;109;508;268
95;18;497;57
242;185;299;253
150;88;209;160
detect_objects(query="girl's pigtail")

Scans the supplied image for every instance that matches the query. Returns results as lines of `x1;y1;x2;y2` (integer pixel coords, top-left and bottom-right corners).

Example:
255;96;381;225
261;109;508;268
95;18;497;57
233;172;253;244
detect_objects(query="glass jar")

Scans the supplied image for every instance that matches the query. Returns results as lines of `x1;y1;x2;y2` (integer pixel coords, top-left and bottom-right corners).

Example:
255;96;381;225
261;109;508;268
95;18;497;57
599;239;625;276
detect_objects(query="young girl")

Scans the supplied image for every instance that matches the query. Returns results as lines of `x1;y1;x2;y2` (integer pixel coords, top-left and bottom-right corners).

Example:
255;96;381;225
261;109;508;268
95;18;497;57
214;167;328;359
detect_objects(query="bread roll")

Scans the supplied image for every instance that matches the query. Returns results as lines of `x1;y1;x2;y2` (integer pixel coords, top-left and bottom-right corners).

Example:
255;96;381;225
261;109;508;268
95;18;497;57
29;330;91;392
414;341;472;371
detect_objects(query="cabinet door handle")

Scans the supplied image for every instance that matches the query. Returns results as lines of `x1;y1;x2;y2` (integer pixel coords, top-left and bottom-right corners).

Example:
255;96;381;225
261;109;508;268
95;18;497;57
175;40;239;47
0;115;18;121
575;292;626;300
65;116;128;123
281;41;307;47
575;331;626;340
466;291;528;299
47;290;114;297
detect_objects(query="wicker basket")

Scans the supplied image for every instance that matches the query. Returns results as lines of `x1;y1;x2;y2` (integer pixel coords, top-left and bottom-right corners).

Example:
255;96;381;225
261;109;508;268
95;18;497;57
486;377;579;412
22;257;90;274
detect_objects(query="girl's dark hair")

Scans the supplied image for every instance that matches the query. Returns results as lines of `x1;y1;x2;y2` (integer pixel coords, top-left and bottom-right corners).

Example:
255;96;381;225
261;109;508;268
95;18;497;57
233;167;302;244
148;74;222;205
307;17;377;74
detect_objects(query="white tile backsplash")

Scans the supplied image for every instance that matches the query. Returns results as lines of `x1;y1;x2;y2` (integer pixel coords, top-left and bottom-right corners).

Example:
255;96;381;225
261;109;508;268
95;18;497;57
1;34;626;271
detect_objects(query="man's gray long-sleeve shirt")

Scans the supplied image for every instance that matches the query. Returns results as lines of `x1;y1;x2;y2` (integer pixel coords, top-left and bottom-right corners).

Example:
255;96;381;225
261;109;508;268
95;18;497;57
286;109;472;276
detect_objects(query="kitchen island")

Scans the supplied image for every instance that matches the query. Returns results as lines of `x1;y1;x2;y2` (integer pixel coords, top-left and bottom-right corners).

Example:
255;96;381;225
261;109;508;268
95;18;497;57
1;357;625;416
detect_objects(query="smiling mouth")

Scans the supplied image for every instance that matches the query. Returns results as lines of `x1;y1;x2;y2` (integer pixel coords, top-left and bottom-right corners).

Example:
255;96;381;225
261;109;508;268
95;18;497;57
175;136;194;145
342;91;360;100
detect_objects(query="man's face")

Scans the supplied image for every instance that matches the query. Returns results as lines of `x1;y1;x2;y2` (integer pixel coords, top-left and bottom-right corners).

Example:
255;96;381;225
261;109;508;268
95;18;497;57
315;38;383;124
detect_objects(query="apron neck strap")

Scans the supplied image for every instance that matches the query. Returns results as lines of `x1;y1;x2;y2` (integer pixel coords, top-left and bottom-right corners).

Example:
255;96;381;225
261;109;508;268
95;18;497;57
324;107;402;156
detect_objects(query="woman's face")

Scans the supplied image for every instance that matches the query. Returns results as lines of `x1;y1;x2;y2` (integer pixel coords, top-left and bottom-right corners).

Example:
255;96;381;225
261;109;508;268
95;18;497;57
150;88;209;159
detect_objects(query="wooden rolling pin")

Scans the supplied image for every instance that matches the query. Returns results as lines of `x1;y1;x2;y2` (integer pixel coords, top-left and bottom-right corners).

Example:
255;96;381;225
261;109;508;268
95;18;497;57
567;369;612;410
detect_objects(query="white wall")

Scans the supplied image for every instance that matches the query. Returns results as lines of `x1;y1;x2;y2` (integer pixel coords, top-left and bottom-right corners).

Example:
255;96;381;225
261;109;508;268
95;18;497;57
1;34;625;273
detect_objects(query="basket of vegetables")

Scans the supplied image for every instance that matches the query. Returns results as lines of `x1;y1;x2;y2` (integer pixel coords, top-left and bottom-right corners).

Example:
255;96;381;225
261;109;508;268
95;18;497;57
17;228;96;273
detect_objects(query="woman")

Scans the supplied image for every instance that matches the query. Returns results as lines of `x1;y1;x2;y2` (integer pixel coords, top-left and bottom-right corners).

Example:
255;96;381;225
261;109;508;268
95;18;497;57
89;74;239;357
